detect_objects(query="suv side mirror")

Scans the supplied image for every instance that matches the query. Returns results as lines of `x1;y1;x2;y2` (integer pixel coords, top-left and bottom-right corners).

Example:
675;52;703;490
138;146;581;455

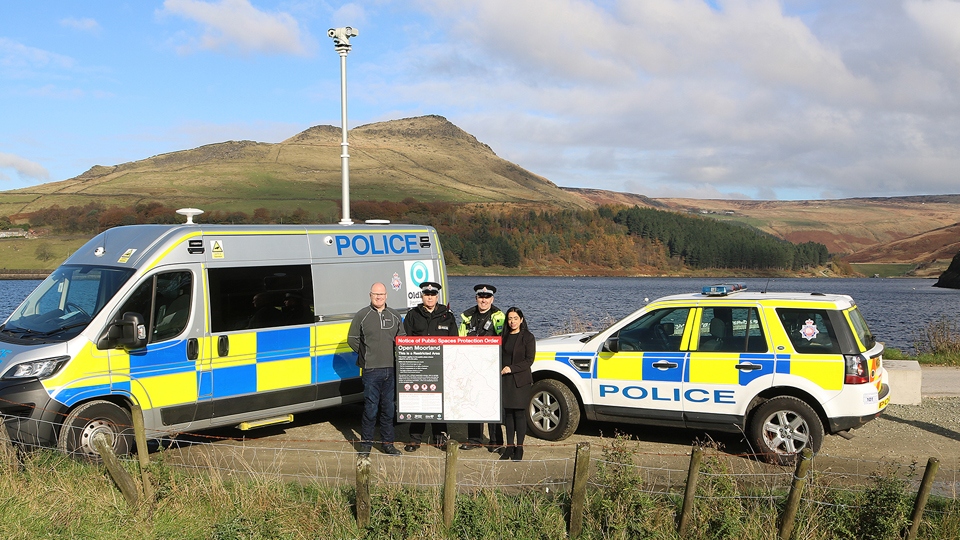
602;335;620;353
97;312;147;350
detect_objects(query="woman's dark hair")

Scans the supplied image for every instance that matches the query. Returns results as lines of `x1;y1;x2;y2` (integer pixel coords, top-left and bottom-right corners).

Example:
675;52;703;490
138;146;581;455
506;307;529;333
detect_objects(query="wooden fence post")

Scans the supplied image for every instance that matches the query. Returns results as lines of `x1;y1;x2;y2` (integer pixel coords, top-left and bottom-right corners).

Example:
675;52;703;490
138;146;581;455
355;455;371;529
443;439;459;530
93;433;140;507
0;417;19;473
568;442;591;538
904;457;940;540
678;446;703;537
130;405;155;509
778;448;813;540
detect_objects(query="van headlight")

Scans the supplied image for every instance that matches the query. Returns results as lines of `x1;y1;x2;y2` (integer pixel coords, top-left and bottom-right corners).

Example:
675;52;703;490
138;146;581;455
3;356;70;380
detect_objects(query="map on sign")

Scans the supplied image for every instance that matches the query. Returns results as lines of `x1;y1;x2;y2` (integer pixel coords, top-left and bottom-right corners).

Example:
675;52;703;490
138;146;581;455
442;342;501;422
396;336;501;422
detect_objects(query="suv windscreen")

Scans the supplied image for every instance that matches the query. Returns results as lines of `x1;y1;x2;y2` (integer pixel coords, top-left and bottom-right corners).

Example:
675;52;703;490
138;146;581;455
0;265;134;343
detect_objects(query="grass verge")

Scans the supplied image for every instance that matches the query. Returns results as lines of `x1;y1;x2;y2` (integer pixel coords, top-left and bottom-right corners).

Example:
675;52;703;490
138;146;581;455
2;441;959;539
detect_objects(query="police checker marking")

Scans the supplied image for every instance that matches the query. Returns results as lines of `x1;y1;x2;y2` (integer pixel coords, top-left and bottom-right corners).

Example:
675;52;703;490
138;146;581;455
528;283;889;464
0;219;446;459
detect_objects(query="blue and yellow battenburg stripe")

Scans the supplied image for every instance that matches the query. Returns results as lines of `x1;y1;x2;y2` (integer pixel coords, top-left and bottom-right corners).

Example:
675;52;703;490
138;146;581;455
41;323;360;411
537;350;842;390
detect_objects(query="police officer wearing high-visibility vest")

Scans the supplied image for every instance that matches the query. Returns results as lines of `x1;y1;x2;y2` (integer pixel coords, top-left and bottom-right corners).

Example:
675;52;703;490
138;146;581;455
458;284;506;451
403;281;459;452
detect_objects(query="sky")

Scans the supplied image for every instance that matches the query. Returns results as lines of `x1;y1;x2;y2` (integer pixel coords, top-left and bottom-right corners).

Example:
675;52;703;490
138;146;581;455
2;0;959;201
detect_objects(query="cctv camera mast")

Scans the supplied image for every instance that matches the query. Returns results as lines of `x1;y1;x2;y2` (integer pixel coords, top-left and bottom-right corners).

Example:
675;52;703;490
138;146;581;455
327;26;359;225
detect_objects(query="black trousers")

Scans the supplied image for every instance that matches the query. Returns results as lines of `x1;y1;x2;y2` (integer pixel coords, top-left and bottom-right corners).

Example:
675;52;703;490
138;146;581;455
408;422;448;444
466;422;503;445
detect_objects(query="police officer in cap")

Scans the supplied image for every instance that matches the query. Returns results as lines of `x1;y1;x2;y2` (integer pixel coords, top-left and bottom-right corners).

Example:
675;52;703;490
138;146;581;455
404;281;458;452
458;284;505;451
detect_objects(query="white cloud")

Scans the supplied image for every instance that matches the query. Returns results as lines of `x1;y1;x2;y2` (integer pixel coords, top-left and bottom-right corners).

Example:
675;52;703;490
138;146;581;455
0;153;51;182
398;0;960;199
0;38;75;72
60;17;102;34
159;0;313;56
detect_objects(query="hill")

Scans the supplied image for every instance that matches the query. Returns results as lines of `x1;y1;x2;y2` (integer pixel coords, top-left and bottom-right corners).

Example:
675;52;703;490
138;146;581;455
1;115;959;273
651;196;960;273
0;115;590;221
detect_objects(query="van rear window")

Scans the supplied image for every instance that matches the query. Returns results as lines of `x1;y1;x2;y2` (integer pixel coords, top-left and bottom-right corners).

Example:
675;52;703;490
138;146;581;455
208;265;314;332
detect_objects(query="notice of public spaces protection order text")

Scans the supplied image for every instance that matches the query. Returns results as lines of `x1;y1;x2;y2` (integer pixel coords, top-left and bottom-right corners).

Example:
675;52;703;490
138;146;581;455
396;336;501;423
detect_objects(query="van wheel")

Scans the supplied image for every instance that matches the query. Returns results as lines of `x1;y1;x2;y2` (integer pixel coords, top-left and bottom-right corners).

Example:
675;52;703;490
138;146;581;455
528;379;580;441
58;400;134;460
748;396;824;465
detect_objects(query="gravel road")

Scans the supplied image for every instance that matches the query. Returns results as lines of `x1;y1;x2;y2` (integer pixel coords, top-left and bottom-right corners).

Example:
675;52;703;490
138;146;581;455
161;379;960;498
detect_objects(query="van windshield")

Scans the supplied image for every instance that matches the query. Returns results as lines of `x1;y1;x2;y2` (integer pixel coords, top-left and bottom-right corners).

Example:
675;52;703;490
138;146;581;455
1;265;135;343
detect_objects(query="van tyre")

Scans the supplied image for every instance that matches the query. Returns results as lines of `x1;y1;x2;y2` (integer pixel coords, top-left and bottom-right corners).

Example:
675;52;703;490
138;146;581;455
58;400;134;460
528;379;580;441
748;396;824;466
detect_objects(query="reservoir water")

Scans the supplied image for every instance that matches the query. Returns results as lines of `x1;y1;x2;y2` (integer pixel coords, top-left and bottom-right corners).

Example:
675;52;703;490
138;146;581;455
2;277;957;354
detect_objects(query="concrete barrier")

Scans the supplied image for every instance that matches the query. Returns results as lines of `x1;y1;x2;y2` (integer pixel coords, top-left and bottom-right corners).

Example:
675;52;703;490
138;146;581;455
884;360;922;405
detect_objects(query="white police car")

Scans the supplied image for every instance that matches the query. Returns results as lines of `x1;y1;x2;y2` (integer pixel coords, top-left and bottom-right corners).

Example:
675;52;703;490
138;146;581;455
528;284;889;464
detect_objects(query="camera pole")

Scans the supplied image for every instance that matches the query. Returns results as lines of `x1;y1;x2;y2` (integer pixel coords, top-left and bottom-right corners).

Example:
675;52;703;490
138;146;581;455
327;27;359;225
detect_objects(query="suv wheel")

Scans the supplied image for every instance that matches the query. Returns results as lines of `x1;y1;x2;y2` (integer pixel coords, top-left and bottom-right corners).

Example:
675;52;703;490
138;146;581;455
748;396;824;465
528;379;580;441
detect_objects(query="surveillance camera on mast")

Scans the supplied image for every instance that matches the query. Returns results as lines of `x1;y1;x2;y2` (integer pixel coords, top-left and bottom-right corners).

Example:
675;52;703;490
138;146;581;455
328;27;358;50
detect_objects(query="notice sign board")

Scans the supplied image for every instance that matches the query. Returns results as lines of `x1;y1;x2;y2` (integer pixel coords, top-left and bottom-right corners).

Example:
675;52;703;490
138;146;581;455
396;335;502;423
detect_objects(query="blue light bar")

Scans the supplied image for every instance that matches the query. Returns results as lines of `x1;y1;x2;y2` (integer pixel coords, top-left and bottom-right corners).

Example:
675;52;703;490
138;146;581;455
701;283;747;296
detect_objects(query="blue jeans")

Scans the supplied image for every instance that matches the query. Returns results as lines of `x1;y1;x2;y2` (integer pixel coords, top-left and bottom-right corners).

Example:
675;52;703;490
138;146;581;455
361;367;396;445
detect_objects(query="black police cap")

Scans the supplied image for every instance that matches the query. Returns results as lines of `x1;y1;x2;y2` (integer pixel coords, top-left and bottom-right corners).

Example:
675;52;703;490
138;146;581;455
473;284;496;295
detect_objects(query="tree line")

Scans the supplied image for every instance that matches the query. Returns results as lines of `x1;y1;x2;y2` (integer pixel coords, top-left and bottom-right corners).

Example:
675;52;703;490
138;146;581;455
15;200;829;272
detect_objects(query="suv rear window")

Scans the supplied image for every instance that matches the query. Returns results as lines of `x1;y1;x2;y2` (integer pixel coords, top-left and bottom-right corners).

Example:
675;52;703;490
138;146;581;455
845;307;877;350
776;308;841;354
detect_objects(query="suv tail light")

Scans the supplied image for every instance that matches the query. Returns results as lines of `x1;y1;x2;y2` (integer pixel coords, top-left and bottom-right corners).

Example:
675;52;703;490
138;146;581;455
844;354;869;384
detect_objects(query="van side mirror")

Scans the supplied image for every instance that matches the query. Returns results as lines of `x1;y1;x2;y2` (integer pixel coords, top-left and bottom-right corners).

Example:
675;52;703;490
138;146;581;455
602;336;620;353
97;312;147;350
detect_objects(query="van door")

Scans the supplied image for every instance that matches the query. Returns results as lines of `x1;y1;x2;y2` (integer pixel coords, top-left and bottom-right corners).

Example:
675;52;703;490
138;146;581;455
109;269;202;428
205;264;317;423
684;305;773;429
591;306;691;427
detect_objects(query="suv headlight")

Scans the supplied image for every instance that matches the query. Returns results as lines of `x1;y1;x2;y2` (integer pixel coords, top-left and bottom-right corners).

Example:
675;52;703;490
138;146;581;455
3;356;70;380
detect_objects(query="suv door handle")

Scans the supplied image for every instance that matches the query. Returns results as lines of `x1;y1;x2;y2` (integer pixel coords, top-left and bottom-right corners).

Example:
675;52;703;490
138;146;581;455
735;362;762;371
652;361;679;369
218;335;229;357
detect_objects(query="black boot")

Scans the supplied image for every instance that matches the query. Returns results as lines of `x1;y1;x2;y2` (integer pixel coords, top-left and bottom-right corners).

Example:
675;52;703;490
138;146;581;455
498;446;514;460
512;446;524;461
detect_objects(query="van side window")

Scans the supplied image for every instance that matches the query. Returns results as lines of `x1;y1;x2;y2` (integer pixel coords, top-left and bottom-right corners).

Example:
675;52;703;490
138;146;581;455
776;308;841;354
115;271;193;344
698;307;768;353
207;265;314;332
152;272;192;341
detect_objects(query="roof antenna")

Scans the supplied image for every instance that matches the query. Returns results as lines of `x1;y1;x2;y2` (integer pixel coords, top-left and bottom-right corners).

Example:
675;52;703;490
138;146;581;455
763;278;771;293
176;208;204;224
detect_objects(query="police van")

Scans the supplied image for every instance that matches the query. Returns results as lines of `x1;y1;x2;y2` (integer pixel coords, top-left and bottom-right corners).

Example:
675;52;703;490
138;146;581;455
528;284;890;463
0;210;446;457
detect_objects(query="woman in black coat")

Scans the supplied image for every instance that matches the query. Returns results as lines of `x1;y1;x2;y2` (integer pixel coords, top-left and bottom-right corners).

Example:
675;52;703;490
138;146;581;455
499;307;535;461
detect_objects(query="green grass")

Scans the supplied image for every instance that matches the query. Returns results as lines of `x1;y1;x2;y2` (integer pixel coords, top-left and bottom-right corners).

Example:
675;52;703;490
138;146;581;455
850;263;917;277
0;236;90;271
2;441;959;539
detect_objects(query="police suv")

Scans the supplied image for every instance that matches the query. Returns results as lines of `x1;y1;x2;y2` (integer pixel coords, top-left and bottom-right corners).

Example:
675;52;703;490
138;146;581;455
528;284;890;463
